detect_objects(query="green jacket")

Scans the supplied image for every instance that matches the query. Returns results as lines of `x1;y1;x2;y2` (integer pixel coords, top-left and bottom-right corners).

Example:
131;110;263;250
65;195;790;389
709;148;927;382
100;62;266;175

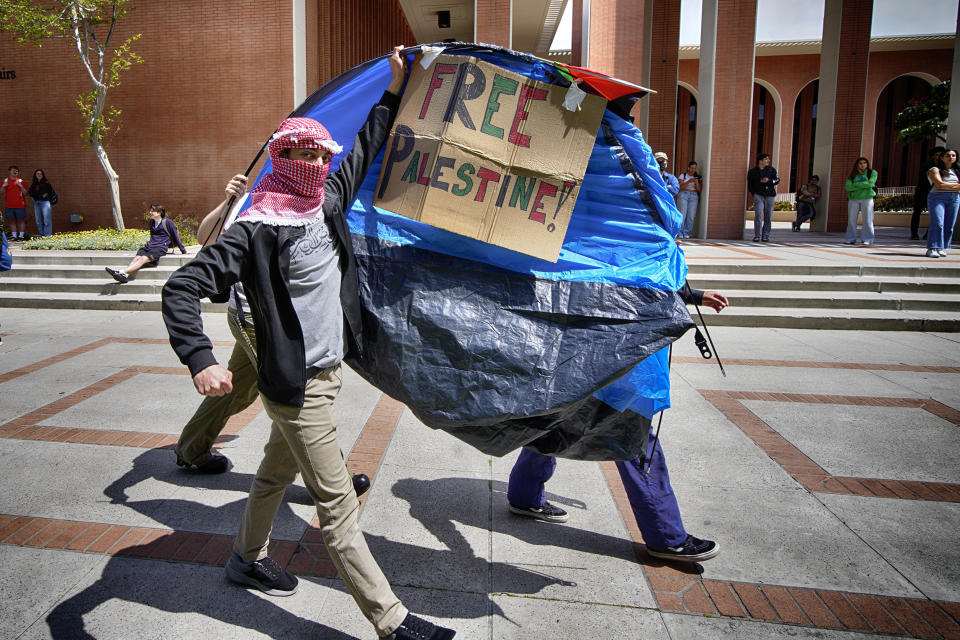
845;169;878;200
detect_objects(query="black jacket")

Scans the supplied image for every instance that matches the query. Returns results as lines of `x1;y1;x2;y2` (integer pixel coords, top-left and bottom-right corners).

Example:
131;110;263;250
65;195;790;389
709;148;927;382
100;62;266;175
162;91;400;407
747;165;780;197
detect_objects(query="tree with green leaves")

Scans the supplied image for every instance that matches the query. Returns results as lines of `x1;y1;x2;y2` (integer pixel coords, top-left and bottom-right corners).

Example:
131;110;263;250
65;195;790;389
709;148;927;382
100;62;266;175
895;79;950;146
0;1;143;230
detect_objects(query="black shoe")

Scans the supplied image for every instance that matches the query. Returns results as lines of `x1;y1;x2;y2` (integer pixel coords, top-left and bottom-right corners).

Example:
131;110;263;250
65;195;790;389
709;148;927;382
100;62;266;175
385;613;456;640
792;224;799;232
761;237;770;242
352;473;371;497
508;501;569;523
752;237;760;242
646;534;719;563
225;553;298;596
105;267;128;283
176;450;231;474
911;233;920;241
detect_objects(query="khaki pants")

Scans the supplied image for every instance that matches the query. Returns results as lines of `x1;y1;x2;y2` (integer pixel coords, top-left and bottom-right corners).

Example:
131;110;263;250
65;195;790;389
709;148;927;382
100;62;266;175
234;365;407;636
175;310;260;466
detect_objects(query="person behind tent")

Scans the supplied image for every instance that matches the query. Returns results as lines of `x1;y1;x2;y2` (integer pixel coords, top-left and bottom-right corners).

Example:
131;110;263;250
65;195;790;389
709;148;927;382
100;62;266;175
105;204;187;283
507;282;729;564
160;46;455;640
171;174;372;501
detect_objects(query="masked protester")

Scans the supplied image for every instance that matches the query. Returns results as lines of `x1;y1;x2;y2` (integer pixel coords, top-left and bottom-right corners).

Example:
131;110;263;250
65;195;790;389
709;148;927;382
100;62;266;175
161;46;456;640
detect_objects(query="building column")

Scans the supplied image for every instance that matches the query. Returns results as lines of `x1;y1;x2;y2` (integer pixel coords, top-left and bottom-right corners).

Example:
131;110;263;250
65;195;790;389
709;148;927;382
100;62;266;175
776;92;794;189
475;0;512;48
947;5;960;149
292;0;307;108
693;0;758;239
572;0;647;88
811;0;873;233
642;0;682;159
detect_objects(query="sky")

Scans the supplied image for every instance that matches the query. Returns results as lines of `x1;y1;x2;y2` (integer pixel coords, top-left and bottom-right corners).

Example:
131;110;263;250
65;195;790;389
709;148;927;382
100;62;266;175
550;0;958;50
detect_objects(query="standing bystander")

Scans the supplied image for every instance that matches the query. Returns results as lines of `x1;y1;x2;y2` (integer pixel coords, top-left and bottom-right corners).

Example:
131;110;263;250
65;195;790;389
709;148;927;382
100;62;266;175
844;157;878;246
912;146;945;240
793;175;821;231
2;166;28;241
747;154;779;242
28;169;57;237
925;148;960;258
677;161;701;239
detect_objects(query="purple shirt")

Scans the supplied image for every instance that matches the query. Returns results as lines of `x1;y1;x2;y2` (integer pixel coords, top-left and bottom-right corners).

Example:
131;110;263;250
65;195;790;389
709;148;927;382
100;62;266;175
146;218;186;254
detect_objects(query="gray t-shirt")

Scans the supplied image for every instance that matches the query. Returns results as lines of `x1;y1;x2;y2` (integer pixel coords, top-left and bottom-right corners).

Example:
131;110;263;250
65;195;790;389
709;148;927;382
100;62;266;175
929;168;959;194
288;216;344;371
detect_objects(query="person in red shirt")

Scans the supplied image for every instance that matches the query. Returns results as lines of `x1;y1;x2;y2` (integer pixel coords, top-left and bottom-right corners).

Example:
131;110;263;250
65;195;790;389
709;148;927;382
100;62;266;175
3;166;28;240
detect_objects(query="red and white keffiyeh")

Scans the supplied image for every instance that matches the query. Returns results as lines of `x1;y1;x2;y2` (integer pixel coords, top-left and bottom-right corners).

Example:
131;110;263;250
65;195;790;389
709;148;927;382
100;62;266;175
236;117;344;226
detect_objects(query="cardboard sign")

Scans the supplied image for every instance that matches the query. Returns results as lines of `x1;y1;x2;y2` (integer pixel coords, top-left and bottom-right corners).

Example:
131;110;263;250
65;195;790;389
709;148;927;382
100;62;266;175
374;54;607;262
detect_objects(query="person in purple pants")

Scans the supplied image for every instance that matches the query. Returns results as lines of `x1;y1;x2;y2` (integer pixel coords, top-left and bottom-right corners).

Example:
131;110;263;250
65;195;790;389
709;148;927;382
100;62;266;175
507;283;728;563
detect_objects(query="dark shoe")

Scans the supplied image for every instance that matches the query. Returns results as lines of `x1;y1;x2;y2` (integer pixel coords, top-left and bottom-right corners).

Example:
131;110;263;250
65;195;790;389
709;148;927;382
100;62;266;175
911;233;920;241
509;501;569;523
647;534;719;563
176;450;231;474
105;267;128;283
225;553;298;596
843;241;856;245
752;237;760;242
761;237;770;242
384;613;456;640
352;473;371;497
792;224;799;232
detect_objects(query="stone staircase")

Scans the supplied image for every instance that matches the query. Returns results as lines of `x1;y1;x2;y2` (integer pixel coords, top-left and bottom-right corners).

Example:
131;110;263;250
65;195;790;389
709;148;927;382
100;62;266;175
2;251;959;330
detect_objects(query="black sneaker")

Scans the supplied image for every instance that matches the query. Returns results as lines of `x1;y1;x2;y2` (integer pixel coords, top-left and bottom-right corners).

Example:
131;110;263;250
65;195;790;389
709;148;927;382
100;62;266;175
508;501;569;523
176;450;231;474
385;613;456;640
225;553;298;596
353;473;371;497
105;267;128;283
646;534;719;563
752;237;760;242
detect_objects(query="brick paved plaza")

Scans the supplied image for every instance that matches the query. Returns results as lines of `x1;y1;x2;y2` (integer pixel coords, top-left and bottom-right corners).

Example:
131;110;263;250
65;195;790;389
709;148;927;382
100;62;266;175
1;236;958;639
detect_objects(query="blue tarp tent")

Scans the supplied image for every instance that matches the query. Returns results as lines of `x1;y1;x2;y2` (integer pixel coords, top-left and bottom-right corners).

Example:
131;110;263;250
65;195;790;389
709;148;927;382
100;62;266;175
241;44;693;461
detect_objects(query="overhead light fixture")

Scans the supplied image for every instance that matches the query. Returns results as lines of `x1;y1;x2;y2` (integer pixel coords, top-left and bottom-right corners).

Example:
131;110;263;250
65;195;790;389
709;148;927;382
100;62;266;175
438;10;451;29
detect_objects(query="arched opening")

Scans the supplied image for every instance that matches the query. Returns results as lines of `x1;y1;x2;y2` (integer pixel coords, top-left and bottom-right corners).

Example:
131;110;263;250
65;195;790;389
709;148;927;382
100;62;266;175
675;84;697;166
873;75;936;187
751;83;777;161
790;79;818;192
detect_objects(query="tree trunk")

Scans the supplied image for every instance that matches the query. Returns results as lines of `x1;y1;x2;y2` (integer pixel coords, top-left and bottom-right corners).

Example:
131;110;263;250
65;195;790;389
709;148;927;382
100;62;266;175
94;140;124;231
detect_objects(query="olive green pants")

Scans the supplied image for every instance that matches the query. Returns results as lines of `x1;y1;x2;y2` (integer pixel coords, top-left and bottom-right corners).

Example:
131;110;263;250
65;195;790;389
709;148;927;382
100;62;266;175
234;366;407;637
175;310;259;466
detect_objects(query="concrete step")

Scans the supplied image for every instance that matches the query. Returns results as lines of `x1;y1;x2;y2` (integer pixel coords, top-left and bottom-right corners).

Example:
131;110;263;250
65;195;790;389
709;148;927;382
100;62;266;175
5;265;179;280
0;277;166;294
687;275;960;294
687;263;960;278
720;290;960;311
8;252;195;267
695;307;960;332
0;290;225;312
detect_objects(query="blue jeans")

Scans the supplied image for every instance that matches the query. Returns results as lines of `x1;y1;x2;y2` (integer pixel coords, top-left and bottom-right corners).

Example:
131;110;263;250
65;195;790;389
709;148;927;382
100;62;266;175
846;199;875;244
795;201;816;226
927;191;959;250
753;195;774;240
507;438;687;548
33;201;52;236
677;191;699;237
